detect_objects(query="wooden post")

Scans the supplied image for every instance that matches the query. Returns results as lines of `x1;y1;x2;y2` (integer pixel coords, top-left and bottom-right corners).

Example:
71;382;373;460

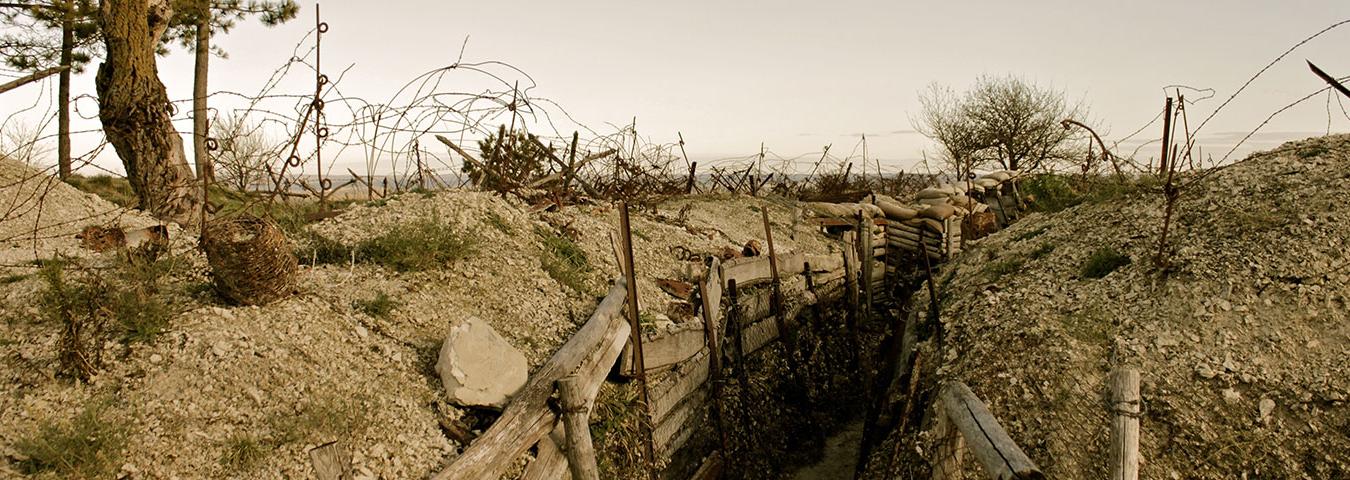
700;258;731;452
558;375;601;480
617;201;655;475
858;212;874;321
1159;96;1174;176
938;382;1045;480
727;279;748;390
760;206;804;397
842;235;860;366
1110;368;1142;480
929;396;965;480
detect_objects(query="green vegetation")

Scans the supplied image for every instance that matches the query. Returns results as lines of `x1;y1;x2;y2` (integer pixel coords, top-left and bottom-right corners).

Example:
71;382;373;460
219;433;268;473
352;292;398;319
591;383;647;479
300;218;478;272
1013;225;1048;242
536;225;591;293
985;257;1025;280
1080;247;1131;279
38;253;177;379
484;210;513;234
14;400;128;479
1020;174;1157;213
66;174;138;208
1030;242;1055;260
270;395;370;445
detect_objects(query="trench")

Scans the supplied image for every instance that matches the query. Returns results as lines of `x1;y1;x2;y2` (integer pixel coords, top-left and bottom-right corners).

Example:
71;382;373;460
676;265;927;480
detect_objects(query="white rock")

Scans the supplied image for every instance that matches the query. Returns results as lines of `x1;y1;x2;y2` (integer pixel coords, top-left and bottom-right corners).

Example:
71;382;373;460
434;316;528;409
149;353;163;364
1222;388;1241;403
1259;398;1276;422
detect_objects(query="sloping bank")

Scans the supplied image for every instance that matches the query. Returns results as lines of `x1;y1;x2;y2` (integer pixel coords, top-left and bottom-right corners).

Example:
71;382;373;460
860;135;1350;479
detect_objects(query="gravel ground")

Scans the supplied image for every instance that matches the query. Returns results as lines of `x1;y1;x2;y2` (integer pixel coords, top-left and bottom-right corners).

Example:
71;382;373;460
0;159;838;479
871;135;1350;479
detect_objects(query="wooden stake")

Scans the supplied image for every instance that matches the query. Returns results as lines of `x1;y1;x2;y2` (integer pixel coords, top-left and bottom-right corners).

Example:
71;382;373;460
1110;368;1142;480
617;201;655;476
938;382;1044;479
700;258;730;453
558;375;601;480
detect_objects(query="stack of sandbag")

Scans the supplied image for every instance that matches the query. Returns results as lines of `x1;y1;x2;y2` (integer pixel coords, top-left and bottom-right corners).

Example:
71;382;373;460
804;201;883;221
880;200;963;262
973;170;1023;225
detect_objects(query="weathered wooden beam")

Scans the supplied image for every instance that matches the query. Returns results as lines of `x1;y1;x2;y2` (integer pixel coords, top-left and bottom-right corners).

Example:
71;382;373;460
689;451;723;480
938;382;1045;480
519;425;568;480
640;322;706;372
308;441;353;480
558;375;600;480
720;252;842;290
650;350;711;423
431;280;629;480
1110;368;1141;480
930;402;965;480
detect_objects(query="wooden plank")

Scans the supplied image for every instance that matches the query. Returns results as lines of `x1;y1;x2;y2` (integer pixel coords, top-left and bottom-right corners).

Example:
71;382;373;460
720;253;842;290
309;441;353;480
939;382;1045;480
654;384;709;453
689;451;723;480
641;323;706;372
431;281;629;480
558;376;600;480
650;351;711;424
700;258;730;452
1110;368;1142;480
930;401;964;480
519;425;569;480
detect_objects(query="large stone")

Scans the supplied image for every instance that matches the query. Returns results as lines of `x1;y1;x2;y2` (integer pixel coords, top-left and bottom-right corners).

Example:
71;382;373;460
434;316;528;409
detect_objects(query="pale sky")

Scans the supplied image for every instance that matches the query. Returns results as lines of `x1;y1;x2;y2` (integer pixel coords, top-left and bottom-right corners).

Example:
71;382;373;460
3;0;1350;177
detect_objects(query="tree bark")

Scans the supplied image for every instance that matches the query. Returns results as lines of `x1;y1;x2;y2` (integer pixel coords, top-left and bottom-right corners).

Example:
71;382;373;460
95;0;202;225
58;3;72;180
192;0;212;182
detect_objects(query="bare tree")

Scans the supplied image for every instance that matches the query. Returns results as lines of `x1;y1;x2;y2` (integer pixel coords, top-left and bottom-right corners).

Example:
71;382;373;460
210;113;272;192
913;83;994;180
962;75;1086;171
95;0;202;224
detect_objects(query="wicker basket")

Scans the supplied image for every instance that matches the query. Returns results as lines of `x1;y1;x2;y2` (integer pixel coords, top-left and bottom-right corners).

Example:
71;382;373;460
201;215;297;306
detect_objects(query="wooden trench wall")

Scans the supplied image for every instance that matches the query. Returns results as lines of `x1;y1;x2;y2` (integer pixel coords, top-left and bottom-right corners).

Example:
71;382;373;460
426;204;910;480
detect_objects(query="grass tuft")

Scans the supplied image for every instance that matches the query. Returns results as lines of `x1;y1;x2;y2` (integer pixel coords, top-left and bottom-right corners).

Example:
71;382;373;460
986;257;1025;280
1080;247;1131;279
219;433;269;473
536;226;591;293
483;211;513;234
1030;243;1055;260
300;217;478;272
14;400;128;479
352;292;398;319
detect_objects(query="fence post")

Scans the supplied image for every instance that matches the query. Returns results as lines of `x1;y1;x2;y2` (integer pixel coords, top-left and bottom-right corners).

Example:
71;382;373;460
930;398;964;480
558;375;601;480
857;212;873;322
1110;367;1142;480
617;202;655;477
761;206;805;399
700;258;730;453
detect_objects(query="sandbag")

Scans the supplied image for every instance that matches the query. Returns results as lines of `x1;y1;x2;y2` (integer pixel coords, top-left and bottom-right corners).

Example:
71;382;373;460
920;203;957;220
876;199;918;220
987;171;1012;182
939;184;964;196
917;197;949;206
805;202;855;218
860;202;884;219
974;177;1000;189
903;217;946;234
916;187;948;200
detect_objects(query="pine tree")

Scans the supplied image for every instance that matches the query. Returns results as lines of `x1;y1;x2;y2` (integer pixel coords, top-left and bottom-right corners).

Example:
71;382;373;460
0;0;101;180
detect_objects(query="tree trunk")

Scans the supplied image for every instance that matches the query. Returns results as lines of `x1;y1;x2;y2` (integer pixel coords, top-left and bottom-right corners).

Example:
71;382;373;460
192;1;212;182
58;4;72;180
95;0;202;225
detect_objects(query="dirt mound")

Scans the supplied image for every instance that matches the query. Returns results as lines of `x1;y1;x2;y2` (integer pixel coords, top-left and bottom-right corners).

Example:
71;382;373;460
907;135;1350;478
0;158;167;270
0;184;838;478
